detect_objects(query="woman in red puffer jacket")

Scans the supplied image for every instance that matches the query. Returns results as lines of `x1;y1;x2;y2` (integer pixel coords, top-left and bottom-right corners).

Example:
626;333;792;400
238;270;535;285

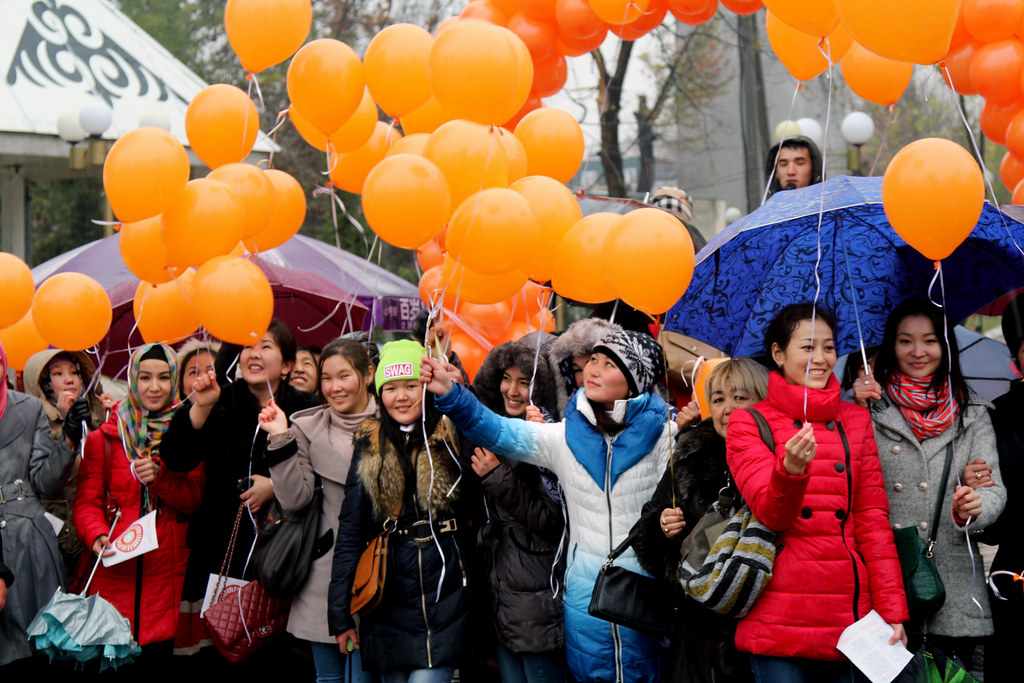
726;304;908;682
75;344;204;662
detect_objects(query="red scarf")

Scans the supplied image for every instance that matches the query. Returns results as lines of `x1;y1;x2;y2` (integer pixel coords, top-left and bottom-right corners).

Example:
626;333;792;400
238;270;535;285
885;373;958;441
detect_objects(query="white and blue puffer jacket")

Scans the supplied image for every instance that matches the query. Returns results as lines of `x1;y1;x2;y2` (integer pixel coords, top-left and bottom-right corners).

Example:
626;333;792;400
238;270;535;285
435;382;676;683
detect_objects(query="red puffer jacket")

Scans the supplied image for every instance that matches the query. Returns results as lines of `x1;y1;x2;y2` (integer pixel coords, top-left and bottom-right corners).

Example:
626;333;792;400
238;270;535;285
726;372;908;661
74;415;205;645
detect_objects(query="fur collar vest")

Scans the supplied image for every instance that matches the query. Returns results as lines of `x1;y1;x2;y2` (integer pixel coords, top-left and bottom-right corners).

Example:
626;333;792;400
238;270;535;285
564;389;669;491
353;416;461;521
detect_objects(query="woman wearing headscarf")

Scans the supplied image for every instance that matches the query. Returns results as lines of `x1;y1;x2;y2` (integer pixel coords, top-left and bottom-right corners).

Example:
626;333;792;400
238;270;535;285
0;342;77;669
74;343;205;668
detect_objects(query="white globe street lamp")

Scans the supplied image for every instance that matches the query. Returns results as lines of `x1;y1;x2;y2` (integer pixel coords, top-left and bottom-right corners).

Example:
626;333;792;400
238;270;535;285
840;112;875;175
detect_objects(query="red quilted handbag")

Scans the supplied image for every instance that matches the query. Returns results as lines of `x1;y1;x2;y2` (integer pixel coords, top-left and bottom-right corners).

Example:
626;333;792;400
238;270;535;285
204;503;291;663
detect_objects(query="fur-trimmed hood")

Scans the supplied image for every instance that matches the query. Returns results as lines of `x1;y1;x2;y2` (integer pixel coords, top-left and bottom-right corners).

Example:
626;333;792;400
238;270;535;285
353;416;462;522
546;317;622;416
22;348;105;432
473;341;558;418
672;418;728;509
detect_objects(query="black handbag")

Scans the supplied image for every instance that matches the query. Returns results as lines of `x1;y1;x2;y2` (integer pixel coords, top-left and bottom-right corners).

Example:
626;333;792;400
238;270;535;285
589;527;675;636
893;443;954;620
252;474;333;598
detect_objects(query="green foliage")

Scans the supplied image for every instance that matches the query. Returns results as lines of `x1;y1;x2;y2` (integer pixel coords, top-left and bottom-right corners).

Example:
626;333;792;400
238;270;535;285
27;178;105;266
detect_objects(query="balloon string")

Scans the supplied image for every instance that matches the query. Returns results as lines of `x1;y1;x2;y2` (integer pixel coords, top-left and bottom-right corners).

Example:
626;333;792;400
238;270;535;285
761;82;802;207
839;226;872;376
988;569;1024;601
90;219;119;227
868;105;896;178
245;72;265;112
264;110;289;169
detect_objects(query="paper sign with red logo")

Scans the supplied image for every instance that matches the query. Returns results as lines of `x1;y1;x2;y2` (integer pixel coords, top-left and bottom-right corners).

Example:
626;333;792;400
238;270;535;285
102;509;159;567
200;574;249;618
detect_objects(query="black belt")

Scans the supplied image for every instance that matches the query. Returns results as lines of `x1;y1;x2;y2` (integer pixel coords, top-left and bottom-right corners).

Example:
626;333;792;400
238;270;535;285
392;518;458;543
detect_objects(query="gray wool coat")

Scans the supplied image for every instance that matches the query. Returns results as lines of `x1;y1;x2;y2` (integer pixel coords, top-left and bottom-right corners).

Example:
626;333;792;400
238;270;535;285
871;395;1006;638
0;391;76;666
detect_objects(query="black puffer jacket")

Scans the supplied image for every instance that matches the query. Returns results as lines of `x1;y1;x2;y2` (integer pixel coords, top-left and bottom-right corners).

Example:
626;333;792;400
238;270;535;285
473;341;565;654
328;416;477;672
632;419;752;683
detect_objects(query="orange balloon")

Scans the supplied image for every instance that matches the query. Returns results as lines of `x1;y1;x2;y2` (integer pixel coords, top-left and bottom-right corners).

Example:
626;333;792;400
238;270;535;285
882;138;985;261
970;39;1024;105
427;20;531;125
224;0;312;73
981;99;1024;146
329;122;402;195
551;213;618;303
328;89;379;153
449;330;488;380
509;12;558;60
555;0;608;42
399;96;453;135
763;0;839;38
423;120;510;209
289;106;328;152
588;0;651;25
497;128;529;183
840;42;912;106
459;301;512;345
417;239;445;270
531;51;568;97
521;0;558;20
287;39;365;135
515;108;584;183
447;189;541;275
133;270;200;344
103;127;190;223
387;133;431;157
834;0;958;65
32;273;112;351
670;0;718;24
461;0;511;26
503;96;543;131
0;252;35;329
963;0;1024;43
120;216;183;284
510;280;555;322
0;310;48;371
511;175;583;282
1001;151;1024;191
207;163;276;239
602;208;695;314
162;178;246;267
720;0;762;14
442;261;529;307
941;41;980;95
362;154;450;249
693;357;729;418
245;170;307;252
947;2;971;51
185;84;259;170
614;2;669;41
766;11;851;80
1005;108;1024;159
193;256;274;345
0;313;48;370
419;265;444;306
1014;176;1024;204
364;24;434;118
557;26;608;53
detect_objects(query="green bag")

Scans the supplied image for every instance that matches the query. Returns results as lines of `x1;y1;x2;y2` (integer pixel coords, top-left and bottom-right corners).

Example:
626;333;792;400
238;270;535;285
894;641;978;683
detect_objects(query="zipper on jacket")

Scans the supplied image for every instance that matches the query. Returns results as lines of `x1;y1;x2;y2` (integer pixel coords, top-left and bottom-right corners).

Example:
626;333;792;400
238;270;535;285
132;496;147;642
452;537;468;587
603;435;624;682
417;546;433;668
837;424;860;623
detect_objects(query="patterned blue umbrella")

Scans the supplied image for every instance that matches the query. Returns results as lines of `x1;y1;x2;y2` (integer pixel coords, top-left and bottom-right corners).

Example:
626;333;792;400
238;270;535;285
665;175;1024;357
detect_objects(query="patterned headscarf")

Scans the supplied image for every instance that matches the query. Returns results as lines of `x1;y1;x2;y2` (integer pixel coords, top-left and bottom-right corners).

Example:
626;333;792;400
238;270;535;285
0;341;8;421
117;343;181;460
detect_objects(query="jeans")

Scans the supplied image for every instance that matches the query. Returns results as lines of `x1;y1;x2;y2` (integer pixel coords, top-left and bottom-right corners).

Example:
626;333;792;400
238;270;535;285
495;641;567;683
749;655;867;683
310;641;370;683
377;667;455;683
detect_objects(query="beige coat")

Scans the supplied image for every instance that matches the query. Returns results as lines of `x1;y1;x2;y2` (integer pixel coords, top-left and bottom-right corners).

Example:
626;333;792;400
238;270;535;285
267;397;377;643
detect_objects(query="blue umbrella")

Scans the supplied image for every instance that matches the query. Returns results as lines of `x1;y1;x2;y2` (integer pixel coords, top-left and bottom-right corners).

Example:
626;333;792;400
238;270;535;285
665;175;1024;357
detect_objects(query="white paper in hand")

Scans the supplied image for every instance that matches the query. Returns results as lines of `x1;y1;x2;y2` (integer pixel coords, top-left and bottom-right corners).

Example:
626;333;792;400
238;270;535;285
200;574;249;618
836;610;914;683
102;509;160;567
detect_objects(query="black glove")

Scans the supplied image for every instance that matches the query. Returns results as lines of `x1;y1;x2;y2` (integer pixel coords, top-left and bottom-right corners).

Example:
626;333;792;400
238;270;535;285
62;398;92;444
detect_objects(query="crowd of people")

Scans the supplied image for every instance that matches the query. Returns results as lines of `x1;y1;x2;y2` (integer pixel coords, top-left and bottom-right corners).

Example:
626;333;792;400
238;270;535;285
0;139;1020;682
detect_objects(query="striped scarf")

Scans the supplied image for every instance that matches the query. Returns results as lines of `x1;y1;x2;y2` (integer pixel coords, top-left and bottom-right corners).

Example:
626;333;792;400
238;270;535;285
885;372;958;442
117;343;181;460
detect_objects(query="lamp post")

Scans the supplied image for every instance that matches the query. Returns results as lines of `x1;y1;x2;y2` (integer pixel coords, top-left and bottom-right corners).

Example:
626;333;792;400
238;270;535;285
840;112;875;176
79;102;113;167
56;109;89;170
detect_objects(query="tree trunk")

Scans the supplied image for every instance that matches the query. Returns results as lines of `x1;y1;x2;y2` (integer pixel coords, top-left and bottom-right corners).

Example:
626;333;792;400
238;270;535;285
737;14;770;213
635;95;655;196
595;40;634;198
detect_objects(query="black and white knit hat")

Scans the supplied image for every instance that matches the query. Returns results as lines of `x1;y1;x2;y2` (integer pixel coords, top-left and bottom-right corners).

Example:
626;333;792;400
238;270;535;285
592;330;664;397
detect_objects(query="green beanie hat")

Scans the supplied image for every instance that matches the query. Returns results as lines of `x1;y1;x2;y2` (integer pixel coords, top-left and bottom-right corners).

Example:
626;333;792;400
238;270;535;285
374;340;425;392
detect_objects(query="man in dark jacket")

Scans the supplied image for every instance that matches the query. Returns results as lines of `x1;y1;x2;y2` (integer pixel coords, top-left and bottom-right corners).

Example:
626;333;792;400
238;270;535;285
764;135;823;198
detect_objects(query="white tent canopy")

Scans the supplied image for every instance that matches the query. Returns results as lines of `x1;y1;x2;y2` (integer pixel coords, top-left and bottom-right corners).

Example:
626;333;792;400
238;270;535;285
0;0;273;257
